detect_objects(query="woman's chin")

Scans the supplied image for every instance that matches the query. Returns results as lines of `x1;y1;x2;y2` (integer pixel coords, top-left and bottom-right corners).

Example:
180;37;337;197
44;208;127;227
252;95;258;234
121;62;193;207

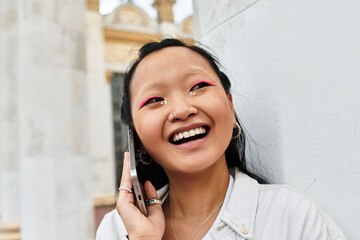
163;155;225;177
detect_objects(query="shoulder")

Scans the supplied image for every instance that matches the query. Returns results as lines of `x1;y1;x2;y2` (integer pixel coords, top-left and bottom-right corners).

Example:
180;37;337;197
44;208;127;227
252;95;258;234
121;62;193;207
96;209;128;240
227;169;346;239
256;184;346;239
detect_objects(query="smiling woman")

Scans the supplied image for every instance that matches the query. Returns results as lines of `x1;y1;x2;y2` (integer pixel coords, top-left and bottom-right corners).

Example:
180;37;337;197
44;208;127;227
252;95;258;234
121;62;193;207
96;39;346;240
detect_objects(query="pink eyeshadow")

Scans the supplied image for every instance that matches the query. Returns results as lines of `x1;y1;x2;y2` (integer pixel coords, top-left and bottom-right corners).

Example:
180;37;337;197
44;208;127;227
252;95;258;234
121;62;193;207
190;80;215;89
137;96;160;108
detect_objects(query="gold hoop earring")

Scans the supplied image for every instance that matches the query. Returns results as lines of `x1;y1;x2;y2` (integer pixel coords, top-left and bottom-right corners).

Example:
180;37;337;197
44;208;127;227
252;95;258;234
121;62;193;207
232;122;241;139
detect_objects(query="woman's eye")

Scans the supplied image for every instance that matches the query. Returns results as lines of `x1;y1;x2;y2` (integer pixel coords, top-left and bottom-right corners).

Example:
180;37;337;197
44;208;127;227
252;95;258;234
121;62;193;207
138;96;165;108
190;81;215;92
146;97;163;105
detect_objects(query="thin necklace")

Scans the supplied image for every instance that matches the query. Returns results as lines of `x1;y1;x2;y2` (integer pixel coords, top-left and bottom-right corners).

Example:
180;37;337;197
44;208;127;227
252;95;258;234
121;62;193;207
170;199;224;240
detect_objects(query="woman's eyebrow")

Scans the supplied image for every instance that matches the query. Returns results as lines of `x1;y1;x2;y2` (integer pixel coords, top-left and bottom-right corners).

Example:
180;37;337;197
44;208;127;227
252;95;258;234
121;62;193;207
135;82;165;98
133;69;207;97
183;71;199;78
183;68;207;78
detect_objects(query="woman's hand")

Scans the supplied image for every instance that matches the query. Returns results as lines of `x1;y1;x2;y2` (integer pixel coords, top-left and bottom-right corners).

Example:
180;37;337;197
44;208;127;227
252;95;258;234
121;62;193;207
116;152;165;240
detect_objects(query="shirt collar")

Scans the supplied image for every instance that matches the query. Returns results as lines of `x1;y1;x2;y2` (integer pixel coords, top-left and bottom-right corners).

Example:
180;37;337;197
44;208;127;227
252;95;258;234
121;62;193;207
212;168;259;239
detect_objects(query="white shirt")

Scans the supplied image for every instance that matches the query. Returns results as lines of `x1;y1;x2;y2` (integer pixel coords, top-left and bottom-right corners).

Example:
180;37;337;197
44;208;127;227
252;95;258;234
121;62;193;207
202;174;234;240
96;168;346;240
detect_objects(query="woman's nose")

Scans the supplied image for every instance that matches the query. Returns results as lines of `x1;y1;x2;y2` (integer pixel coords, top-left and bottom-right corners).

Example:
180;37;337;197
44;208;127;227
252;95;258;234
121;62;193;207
168;95;198;122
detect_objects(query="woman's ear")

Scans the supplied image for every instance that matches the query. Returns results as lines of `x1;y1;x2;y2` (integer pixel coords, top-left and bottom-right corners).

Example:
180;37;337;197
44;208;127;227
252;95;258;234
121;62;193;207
227;93;235;115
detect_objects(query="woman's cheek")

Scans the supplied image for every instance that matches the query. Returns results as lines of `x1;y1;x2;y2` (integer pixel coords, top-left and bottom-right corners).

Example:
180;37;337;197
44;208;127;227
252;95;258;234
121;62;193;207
202;92;232;116
207;94;234;136
134;112;163;144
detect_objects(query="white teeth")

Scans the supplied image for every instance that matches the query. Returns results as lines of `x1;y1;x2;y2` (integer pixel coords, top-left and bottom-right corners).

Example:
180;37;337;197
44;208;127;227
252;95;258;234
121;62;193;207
172;127;207;143
195;128;200;134
178;132;184;140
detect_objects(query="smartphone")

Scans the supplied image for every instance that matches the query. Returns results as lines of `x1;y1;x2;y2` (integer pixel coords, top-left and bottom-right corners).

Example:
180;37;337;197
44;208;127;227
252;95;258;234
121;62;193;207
127;125;148;216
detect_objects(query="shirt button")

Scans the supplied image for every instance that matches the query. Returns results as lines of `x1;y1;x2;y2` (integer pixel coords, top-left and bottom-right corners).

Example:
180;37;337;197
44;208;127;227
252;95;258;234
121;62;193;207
241;225;249;234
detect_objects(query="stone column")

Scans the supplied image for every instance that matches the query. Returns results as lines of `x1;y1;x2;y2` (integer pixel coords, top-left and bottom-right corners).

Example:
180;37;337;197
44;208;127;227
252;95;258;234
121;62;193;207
87;0;99;12
14;0;93;239
0;0;20;226
85;0;116;197
153;0;177;37
153;0;175;23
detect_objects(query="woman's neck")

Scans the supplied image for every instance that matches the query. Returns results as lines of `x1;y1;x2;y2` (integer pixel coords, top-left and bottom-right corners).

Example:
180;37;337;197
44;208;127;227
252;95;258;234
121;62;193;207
165;157;230;218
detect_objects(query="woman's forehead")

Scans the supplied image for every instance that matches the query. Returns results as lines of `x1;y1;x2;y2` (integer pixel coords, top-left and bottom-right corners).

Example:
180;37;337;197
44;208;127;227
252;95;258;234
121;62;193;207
131;46;213;88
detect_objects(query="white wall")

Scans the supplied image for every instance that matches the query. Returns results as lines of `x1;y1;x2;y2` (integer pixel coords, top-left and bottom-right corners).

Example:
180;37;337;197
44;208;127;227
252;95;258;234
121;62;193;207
193;0;360;238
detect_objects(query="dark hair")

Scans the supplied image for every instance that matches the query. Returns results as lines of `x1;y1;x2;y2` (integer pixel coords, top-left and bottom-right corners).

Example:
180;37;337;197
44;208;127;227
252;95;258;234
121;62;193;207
120;38;267;187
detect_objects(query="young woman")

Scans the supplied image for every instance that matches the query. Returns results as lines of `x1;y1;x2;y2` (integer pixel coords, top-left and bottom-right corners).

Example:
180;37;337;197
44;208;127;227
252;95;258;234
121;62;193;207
96;39;346;240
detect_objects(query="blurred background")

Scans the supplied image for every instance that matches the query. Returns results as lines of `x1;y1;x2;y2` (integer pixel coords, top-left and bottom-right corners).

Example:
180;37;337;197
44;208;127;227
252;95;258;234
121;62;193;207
0;0;359;239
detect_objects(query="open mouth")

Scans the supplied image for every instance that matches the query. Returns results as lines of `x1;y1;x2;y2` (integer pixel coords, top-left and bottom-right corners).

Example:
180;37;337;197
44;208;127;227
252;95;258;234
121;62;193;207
169;126;210;145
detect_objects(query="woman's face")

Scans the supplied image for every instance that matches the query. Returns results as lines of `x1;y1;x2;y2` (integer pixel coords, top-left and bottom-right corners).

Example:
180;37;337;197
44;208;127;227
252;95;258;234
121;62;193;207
130;47;235;175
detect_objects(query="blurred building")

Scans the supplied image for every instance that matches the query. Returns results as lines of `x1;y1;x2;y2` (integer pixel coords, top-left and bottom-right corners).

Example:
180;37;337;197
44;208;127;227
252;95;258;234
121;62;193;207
0;0;193;239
